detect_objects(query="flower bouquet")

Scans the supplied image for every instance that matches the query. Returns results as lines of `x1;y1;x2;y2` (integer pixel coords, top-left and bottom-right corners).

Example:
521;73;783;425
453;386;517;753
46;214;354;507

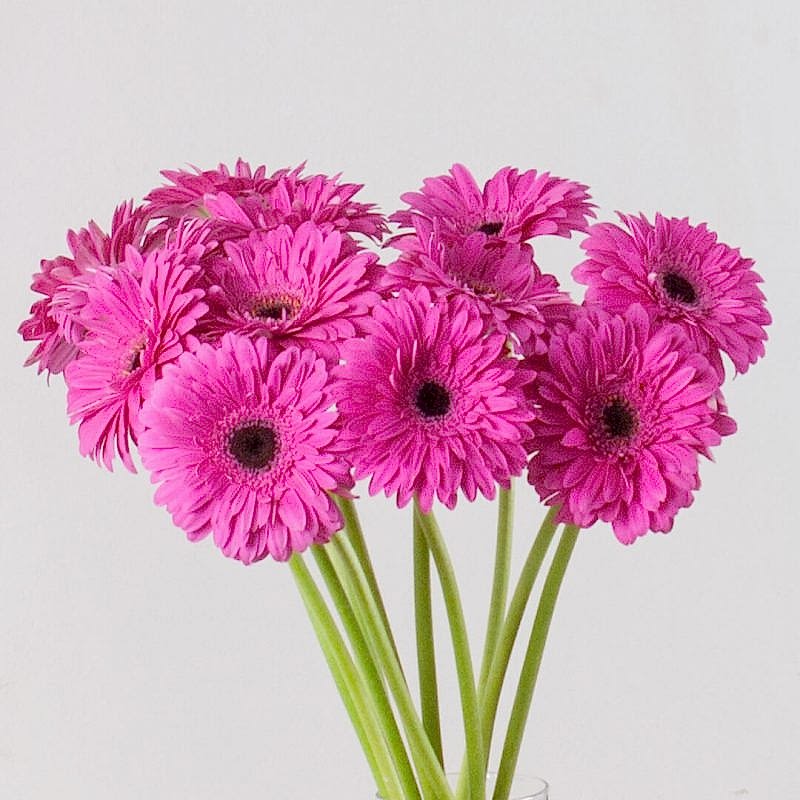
19;160;770;800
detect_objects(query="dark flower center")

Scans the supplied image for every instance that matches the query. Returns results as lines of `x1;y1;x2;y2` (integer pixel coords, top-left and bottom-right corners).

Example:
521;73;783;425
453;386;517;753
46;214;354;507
415;381;451;418
601;398;638;440
124;341;146;374
477;221;503;236
450;267;495;297
251;294;301;321
662;272;697;305
465;279;494;295
228;424;278;470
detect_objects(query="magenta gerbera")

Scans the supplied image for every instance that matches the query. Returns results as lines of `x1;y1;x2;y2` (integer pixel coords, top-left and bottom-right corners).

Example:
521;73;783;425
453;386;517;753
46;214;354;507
390;163;594;251
528;304;728;543
65;222;210;471
138;335;353;564
336;287;534;511
573;213;771;374
143;158;286;220
266;167;388;241
145;160;387;247
198;221;379;362
382;228;572;356
18;201;146;375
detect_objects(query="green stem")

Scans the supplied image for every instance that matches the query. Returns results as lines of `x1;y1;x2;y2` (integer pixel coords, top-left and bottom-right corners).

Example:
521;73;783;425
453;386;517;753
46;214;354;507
336;495;402;667
312;545;421;800
477;482;515;698
330;532;455;800
289;554;402;800
413;515;444;767
455;484;518;800
479;507;560;768
491;525;580;800
414;500;484;800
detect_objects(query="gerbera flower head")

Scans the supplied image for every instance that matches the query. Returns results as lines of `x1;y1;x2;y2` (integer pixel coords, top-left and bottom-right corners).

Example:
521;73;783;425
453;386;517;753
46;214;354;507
527;304;729;543
573;213;771;374
145;160;387;250
199;221;380;363
390;163;594;252
143;159;285;221
336;286;535;511
265;168;388;241
18;200;146;375
382;225;572;357
65;221;211;471
138;335;353;564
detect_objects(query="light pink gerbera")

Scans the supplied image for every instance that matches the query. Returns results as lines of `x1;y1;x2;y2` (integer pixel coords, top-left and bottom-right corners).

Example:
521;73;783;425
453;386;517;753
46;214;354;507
390;163;594;252
573;213;771;374
528;304;728;543
138;335;353;564
65;222;210;471
18;201;146;375
198;221;379;363
336;286;535;511
382;227;573;356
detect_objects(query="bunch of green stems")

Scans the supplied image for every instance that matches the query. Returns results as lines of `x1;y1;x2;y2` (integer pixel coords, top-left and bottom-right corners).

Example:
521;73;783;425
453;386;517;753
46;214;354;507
289;482;579;800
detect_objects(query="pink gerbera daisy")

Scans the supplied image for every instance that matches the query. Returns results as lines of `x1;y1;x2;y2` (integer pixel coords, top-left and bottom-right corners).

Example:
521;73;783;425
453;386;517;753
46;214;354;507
143;158;286;220
198;222;379;363
573;213;771;374
266;167;388;241
145;160;387;247
65;222;210;471
390;163;594;251
336;287;534;511
528;304;728;543
138;335;353;564
382;227;572;357
18;201;146;375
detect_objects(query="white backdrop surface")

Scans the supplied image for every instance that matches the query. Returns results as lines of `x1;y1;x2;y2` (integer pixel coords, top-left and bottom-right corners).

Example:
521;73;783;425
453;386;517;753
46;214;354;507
1;1;798;798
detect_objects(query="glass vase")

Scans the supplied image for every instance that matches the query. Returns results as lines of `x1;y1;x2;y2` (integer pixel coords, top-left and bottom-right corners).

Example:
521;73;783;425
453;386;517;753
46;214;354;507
376;772;548;799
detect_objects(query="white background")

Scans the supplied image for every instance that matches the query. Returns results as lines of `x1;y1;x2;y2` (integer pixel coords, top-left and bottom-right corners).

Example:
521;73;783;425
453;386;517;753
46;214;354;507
1;1;798;798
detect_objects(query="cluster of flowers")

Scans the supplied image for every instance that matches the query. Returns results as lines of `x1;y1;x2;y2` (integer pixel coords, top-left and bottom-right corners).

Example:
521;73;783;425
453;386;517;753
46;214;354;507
19;160;770;561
